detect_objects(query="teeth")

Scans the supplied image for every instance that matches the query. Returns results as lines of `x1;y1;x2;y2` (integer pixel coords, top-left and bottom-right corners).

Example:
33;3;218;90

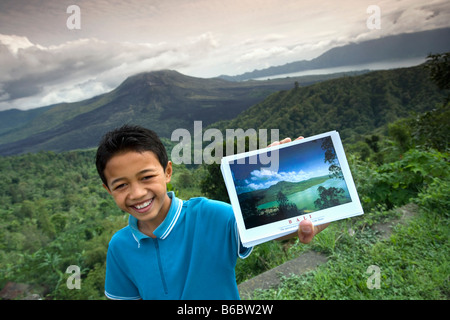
134;199;152;209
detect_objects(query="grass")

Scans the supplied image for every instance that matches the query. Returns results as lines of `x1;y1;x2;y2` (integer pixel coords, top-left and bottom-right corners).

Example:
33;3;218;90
236;205;449;300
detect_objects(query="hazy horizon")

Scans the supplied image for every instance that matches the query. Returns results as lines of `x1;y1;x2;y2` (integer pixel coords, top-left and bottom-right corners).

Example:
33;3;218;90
1;0;449;111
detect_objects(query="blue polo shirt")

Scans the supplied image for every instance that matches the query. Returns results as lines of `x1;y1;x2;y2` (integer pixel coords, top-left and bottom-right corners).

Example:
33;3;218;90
104;192;252;300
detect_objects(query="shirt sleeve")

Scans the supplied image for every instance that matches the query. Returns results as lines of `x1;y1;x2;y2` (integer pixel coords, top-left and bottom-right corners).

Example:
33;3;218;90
104;243;141;300
208;198;253;259
234;221;253;259
190;197;253;261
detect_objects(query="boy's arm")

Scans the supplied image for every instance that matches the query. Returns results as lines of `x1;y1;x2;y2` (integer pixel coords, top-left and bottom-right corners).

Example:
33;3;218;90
268;136;330;244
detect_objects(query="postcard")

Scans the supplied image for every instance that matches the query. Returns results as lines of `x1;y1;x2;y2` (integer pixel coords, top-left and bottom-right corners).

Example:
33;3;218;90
220;131;364;247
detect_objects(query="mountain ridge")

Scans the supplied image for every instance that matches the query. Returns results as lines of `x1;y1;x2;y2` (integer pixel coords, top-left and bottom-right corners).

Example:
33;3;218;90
0;69;355;156
0;65;446;156
1;28;448;156
239;176;330;202
219;28;450;81
211;64;447;143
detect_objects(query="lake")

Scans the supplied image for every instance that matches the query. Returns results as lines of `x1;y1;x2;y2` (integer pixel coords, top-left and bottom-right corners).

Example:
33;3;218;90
253;57;426;80
257;178;351;212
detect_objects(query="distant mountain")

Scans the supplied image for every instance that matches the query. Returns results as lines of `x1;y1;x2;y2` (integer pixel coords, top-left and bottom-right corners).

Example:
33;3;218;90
0;70;353;156
220;28;450;81
1;62;446;156
0;106;54;136
212;64;448;143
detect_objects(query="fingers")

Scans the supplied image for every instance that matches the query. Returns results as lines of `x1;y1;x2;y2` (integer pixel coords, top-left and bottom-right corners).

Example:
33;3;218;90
298;220;330;244
268;137;291;147
268;136;305;148
298;220;314;244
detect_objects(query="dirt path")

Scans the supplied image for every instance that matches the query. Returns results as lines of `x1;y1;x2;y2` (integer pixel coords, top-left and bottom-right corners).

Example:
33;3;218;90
238;251;328;299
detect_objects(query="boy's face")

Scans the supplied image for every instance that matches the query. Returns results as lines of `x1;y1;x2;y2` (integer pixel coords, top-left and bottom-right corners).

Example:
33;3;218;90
103;150;172;229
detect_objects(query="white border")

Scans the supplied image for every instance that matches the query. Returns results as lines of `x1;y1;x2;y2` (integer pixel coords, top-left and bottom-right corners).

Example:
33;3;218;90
221;130;363;247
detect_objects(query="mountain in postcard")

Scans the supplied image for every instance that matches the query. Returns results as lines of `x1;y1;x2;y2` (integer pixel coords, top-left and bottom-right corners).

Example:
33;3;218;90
238;176;331;207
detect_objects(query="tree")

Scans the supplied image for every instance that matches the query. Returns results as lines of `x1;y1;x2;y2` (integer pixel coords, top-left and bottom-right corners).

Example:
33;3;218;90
314;186;345;210
277;191;288;208
276;191;298;217
200;135;263;203
425;52;450;91
200;162;230;203
321;137;344;179
365;135;380;153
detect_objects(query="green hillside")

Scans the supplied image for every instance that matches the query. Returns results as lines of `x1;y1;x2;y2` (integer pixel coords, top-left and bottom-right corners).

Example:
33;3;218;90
1;64;443;156
239;176;330;205
0;70;354;156
212;64;447;143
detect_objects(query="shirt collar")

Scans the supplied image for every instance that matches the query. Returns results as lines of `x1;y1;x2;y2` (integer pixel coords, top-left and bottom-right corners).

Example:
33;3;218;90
129;192;183;246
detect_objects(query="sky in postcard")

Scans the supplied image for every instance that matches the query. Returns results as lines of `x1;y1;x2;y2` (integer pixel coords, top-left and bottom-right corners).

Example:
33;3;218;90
1;0;449;110
230;138;331;194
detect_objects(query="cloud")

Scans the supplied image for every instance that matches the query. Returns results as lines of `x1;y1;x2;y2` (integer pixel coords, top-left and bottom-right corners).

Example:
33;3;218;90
236;168;322;194
0;32;220;110
1;0;449;110
354;0;450;42
236;46;290;64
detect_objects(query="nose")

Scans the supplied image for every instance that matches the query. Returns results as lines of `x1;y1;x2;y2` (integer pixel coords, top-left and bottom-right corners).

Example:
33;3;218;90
129;182;147;200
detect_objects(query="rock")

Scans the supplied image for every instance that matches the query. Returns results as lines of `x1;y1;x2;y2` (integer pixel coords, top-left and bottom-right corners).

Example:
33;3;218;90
0;282;42;300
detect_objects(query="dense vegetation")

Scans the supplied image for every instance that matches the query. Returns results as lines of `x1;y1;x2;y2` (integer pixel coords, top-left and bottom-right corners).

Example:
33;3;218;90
214;64;447;146
0;54;448;299
0;150;121;298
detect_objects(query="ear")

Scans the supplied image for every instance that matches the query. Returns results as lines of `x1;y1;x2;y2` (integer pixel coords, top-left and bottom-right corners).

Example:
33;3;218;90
103;183;112;195
165;161;173;183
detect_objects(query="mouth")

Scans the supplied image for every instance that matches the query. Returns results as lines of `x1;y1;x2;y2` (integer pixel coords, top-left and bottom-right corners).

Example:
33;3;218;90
130;198;154;213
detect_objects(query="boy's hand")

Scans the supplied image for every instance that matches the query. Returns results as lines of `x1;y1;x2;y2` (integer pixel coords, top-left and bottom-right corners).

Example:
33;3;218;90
298;220;329;244
269;135;330;244
267;136;303;147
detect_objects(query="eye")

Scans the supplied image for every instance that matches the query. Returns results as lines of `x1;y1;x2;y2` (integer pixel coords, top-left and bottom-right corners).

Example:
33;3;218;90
142;175;155;181
114;183;127;191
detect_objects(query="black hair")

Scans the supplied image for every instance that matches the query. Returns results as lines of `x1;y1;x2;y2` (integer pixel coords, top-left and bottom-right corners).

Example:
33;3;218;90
95;125;168;186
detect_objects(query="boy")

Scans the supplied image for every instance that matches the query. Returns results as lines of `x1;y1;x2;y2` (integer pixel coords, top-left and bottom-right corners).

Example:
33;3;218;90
96;125;327;300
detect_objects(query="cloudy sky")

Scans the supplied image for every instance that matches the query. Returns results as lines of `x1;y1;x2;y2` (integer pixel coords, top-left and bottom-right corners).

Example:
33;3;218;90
0;0;449;111
230;139;331;194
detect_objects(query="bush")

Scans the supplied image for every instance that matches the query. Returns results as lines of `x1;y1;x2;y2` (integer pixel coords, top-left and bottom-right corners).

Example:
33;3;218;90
415;177;450;217
354;148;448;211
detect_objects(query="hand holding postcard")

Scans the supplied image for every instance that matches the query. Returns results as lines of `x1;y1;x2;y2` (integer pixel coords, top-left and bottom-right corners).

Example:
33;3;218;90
220;131;363;247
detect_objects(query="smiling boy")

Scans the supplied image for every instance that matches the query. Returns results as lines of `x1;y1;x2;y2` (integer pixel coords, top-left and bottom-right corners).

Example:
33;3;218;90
96;125;327;300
